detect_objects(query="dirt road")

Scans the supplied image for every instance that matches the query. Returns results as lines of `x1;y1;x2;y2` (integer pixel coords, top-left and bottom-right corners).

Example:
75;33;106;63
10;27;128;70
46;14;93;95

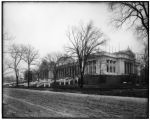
3;88;148;118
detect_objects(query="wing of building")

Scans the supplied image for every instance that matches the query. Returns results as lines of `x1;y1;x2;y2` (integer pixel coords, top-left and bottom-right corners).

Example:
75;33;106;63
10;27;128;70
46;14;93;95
47;48;141;88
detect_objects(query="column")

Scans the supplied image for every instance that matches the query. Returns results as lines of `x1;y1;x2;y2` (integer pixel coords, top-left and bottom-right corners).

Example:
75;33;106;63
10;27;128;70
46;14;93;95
131;63;133;74
124;62;126;74
68;80;70;85
108;60;110;73
64;79;66;85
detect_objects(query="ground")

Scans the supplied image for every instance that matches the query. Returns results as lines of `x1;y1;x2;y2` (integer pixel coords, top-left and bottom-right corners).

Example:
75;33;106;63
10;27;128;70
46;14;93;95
3;88;148;118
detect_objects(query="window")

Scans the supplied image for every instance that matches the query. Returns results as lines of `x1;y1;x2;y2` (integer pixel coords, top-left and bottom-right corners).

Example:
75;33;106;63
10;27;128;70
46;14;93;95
107;60;109;63
87;60;96;75
110;60;112;64
107;65;109;72
93;60;96;74
113;61;116;73
113;66;115;72
93;66;96;73
124;62;133;74
89;61;92;74
106;60;109;72
110;66;112;72
106;59;116;73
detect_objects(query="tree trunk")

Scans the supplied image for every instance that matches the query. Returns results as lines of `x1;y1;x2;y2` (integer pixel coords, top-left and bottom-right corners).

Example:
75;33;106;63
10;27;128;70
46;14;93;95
80;72;84;88
28;64;30;88
15;72;18;87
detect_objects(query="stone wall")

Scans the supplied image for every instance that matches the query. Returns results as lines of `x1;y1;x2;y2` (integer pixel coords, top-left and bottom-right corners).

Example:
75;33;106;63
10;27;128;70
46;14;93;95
83;74;138;89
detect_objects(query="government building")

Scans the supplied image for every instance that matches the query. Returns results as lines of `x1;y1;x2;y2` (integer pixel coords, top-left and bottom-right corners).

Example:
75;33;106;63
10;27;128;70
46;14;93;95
48;48;141;88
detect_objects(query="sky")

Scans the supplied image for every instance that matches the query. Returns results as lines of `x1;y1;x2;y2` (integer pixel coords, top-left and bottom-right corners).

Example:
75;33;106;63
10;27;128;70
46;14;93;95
4;2;144;59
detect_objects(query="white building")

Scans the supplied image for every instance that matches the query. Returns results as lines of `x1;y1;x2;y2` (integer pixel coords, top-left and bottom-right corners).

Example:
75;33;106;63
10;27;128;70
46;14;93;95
85;48;140;76
47;48;141;88
53;48;140;80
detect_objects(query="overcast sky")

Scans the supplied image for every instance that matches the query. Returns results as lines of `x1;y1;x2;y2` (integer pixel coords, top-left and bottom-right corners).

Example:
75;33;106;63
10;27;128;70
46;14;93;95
4;2;144;58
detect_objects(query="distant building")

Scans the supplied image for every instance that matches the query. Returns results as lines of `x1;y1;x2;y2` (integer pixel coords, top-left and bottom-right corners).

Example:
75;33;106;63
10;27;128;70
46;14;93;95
55;56;80;79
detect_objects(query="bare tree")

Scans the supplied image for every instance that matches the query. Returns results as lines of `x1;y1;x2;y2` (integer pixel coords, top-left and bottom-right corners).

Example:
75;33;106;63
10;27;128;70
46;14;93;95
8;44;24;86
3;59;10;75
109;2;148;37
66;22;106;88
3;32;16;75
34;61;42;82
3;32;15;54
109;2;149;82
44;52;63;83
21;45;39;87
109;3;148;52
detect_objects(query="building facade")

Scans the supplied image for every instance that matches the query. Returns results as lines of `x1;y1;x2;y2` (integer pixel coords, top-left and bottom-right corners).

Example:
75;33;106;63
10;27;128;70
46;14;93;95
84;48;140;76
54;48;140;80
45;48;142;88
